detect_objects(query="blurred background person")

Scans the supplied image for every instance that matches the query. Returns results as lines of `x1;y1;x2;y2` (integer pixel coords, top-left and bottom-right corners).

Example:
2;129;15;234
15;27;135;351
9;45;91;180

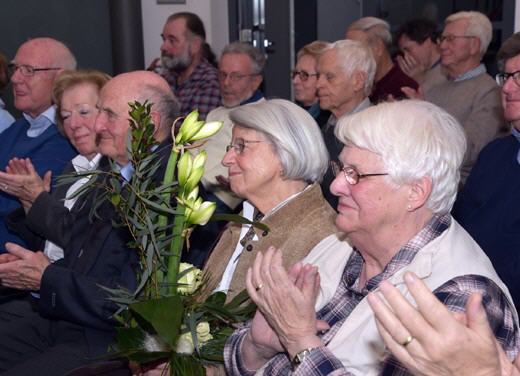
346;16;418;102
292;41;330;125
453;31;520;311
396;18;446;92
0;53;14;133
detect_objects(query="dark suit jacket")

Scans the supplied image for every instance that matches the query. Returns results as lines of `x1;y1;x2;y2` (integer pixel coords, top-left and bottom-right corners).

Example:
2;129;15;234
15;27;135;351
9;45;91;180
6;157;110;251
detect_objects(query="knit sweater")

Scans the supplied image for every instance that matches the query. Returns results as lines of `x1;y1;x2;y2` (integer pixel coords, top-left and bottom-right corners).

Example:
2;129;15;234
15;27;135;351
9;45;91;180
425;72;507;182
0;117;76;252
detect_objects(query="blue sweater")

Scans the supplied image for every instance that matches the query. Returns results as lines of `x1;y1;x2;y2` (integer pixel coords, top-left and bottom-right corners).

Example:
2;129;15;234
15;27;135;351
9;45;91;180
0;117;76;252
453;135;520;309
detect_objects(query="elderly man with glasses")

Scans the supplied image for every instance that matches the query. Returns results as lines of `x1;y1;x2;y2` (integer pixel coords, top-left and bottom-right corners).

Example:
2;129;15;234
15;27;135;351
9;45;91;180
453;31;520;313
184;42;266;267
0;38;77;253
315;39;375;208
405;11;507;184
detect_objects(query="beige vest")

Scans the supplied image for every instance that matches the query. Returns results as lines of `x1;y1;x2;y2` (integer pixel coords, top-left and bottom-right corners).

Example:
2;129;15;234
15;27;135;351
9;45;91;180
292;218;519;376
204;183;338;301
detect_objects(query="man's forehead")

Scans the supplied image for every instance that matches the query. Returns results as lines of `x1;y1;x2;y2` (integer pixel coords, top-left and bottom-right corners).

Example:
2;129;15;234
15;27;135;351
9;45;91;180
14;43;50;65
219;53;252;70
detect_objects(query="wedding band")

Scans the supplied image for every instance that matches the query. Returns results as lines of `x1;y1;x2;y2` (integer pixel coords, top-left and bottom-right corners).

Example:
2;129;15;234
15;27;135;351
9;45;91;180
401;335;413;347
256;283;264;291
2;184;7;190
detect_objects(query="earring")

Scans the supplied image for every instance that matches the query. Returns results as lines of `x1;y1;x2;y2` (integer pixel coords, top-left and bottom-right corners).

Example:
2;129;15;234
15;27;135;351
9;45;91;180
407;204;413;211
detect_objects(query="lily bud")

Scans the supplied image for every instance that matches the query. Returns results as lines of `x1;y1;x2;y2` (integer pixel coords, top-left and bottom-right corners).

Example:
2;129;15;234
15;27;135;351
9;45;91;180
177;151;193;188
190;121;224;142
186;201;216;226
175;110;199;144
184;153;206;193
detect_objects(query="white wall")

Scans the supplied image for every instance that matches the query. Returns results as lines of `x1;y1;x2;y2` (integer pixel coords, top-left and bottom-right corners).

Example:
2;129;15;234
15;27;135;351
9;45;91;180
141;0;229;67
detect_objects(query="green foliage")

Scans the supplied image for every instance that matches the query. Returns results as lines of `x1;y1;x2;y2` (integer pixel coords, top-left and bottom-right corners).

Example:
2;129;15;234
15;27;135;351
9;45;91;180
76;102;252;373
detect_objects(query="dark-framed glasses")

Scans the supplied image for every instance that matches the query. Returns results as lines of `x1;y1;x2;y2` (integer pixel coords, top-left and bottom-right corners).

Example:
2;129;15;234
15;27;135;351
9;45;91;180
218;71;259;83
330;160;388;185
437;35;475;44
496;70;520;87
8;63;61;77
291;70;319;81
226;138;264;154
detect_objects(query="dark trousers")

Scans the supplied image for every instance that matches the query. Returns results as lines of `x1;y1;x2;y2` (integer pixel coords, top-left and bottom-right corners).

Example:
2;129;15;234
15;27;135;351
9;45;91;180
0;297;91;375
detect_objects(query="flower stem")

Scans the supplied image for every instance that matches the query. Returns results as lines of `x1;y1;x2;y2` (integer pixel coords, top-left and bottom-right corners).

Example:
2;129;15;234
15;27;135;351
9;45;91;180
167;204;186;295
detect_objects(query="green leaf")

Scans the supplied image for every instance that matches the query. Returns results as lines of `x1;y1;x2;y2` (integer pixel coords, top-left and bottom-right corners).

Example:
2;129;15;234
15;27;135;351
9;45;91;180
130;296;184;348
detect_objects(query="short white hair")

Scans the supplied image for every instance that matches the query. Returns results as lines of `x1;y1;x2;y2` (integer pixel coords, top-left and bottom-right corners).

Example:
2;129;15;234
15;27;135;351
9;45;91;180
348;17;392;48
324;39;376;96
335;100;467;214
445;11;492;57
229;99;329;183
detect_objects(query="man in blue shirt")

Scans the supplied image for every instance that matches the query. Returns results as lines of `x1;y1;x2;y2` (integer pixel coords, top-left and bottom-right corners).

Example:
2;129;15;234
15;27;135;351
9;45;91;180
0;38;77;252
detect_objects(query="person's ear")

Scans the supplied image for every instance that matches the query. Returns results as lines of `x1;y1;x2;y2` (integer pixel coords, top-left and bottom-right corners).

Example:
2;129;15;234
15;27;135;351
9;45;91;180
406;176;432;211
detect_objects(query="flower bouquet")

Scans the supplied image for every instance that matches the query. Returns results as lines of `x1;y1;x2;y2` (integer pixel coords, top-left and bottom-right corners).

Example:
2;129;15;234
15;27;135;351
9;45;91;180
85;102;256;374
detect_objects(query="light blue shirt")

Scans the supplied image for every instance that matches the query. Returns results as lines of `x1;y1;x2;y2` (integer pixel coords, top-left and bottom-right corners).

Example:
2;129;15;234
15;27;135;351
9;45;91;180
453;64;486;82
23;105;56;138
0;99;14;134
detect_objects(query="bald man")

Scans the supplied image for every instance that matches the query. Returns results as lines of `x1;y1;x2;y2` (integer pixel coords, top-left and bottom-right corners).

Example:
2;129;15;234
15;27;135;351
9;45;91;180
0;38;77;253
0;71;180;374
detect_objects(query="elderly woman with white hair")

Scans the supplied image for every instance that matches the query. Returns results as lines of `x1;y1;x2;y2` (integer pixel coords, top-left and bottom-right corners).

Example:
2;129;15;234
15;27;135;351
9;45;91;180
224;100;519;375
203;98;339;301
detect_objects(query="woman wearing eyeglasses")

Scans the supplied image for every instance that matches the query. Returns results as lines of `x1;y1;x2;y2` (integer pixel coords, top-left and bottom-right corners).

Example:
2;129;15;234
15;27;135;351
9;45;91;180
292;41;331;126
224;100;519;375
202;98;341;302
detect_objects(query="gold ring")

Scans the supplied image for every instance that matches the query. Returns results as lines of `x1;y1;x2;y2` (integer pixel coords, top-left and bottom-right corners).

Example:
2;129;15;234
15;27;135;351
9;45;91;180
256;283;264;291
401;335;413;347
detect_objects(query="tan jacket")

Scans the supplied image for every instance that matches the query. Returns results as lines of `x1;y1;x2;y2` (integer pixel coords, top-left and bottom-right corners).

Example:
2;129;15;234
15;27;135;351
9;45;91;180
204;183;338;301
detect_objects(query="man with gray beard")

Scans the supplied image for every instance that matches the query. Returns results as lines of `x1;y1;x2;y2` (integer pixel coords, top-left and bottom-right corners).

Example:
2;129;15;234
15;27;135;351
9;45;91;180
156;12;220;120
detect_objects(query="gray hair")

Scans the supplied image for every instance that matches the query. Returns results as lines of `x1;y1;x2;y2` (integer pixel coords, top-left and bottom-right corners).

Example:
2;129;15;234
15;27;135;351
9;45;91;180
497;32;520;71
229;99;328;183
324;39;376;96
348;17;392;48
138;84;180;135
297;40;330;60
221;42;266;75
445;11;492;57
335;100;467;214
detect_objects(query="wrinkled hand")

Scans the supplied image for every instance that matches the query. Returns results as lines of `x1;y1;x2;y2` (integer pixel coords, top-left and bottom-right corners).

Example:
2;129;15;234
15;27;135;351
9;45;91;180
0;242;50;291
401;86;425;100
396;54;425;81
0;158;50;212
246;247;323;359
367;272;504;376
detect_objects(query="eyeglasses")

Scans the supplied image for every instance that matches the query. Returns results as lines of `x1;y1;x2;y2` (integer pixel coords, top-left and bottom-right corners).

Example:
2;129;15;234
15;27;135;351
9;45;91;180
218;71;258;82
496;70;520;87
437;35;475;44
225;138;264;154
330;161;388;185
8;63;61;77
292;70;319;81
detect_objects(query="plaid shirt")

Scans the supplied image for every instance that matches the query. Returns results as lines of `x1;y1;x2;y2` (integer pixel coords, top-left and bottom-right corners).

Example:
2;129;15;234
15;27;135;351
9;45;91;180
162;58;220;120
224;214;520;375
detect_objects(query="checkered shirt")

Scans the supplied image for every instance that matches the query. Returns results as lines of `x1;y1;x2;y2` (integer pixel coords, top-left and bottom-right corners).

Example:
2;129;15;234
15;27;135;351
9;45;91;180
224;214;520;375
161;58;220;120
